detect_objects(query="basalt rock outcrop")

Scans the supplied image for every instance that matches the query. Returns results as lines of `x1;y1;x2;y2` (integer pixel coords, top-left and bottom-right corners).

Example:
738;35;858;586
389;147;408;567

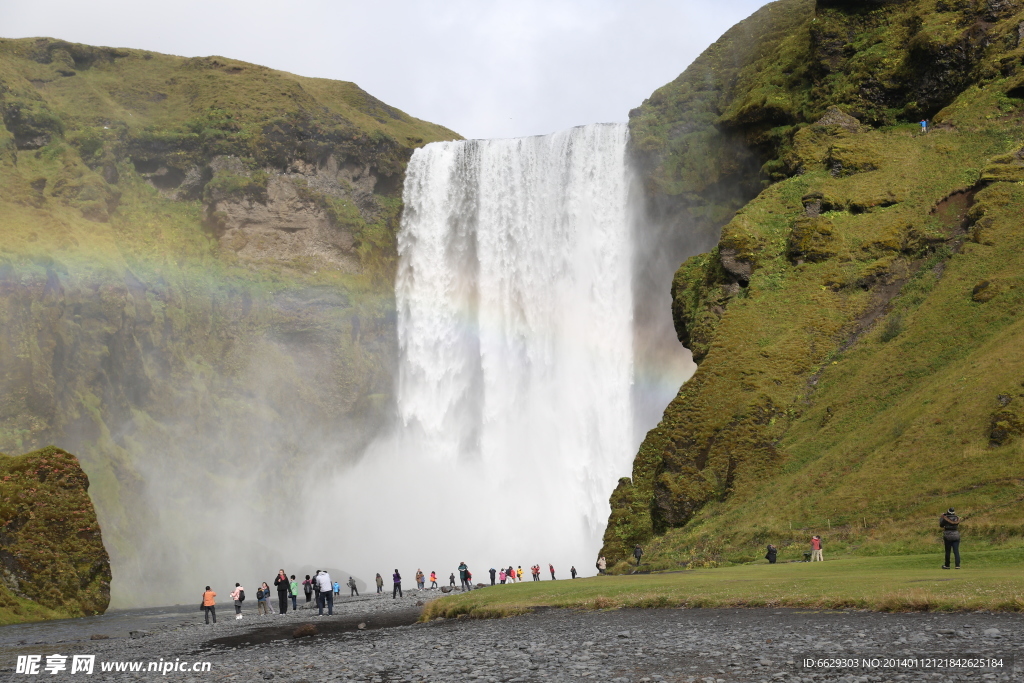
0;446;110;621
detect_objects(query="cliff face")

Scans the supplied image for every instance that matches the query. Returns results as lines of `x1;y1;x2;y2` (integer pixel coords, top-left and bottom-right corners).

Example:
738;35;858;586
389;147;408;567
0;37;458;605
605;0;1024;568
0;446;110;623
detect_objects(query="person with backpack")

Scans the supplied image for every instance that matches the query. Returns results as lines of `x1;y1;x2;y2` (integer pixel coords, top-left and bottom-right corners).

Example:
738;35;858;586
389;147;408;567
201;586;217;624
458;562;470;591
375;573;383;593
765;544;778;564
230;583;245;619
302;574;313;604
316;570;334;616
289;575;299;611
347;576;358;596
393;569;403;599
274;570;290;614
811;536;823;562
940;507;962;569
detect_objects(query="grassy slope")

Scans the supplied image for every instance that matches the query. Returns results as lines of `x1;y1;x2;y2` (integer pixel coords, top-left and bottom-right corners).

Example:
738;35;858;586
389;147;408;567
422;548;1024;620
604;0;1024;569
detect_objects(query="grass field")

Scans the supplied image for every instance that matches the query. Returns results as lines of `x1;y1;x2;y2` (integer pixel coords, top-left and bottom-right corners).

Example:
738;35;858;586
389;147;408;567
421;548;1024;621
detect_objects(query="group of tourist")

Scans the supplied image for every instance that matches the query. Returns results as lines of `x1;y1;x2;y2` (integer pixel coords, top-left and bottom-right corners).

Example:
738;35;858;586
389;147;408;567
198;558;585;624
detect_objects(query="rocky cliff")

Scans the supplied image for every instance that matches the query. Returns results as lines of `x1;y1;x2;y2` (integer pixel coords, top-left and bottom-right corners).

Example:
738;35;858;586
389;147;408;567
0;37;458;605
0;446;110;623
605;0;1024;568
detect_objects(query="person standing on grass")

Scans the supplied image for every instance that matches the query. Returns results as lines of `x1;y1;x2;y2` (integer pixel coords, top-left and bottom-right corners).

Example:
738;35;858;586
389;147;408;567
765;544;778;564
230;583;244;619
458;561;470;591
274;570;290;615
489;567;496;585
376;573;384;593
633;544;644;566
348;576;359;596
499;568;507;584
289;575;299;611
570;566;577;579
393;569;403;598
940;507;962;569
430;571;438;589
303;574;313;604
597;556;606;575
811;535;823;562
202;585;217;624
920;119;929;134
549;563;556;580
316;570;334;616
517;565;523;581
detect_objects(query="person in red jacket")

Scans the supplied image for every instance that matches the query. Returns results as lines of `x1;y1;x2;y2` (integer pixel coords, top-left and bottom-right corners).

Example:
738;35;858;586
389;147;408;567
811;535;823;562
549;563;556;580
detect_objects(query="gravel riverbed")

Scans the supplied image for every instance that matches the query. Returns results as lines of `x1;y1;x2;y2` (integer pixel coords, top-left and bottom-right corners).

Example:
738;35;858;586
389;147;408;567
1;589;1020;681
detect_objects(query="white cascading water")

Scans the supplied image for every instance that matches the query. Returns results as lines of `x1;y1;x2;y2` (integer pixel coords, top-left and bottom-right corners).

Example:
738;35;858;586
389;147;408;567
313;124;636;579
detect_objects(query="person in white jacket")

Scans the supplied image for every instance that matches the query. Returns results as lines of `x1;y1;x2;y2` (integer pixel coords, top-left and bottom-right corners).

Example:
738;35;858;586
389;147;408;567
316;570;334;616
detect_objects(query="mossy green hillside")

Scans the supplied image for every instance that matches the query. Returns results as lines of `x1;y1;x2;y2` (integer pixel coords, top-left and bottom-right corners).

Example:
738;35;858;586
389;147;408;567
0;446;110;624
0;37;459;606
605;0;1024;568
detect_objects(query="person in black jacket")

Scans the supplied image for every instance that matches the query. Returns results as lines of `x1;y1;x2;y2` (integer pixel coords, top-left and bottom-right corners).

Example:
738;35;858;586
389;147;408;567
940;508;961;569
765;544;778;564
274;569;290;614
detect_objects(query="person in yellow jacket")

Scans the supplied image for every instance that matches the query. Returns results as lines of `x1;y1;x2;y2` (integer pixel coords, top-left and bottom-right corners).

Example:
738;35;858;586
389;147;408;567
516;566;523;581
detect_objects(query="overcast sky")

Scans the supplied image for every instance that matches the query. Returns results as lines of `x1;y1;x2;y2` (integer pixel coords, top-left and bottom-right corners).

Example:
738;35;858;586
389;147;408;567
2;0;773;140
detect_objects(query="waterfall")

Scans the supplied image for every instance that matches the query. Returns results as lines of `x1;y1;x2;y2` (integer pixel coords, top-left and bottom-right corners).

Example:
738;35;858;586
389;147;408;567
316;124;637;577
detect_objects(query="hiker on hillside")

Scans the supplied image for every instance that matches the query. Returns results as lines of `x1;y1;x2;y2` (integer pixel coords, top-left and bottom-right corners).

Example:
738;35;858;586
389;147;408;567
499;568;507;584
274;569;290;614
811;535;823;562
303;574;313;604
549;563;556;580
458;562;471;591
570;565;577;579
375;573;384;593
289;575;299;611
940;507;962;569
531;564;540;581
489;567;497;585
316;570;334;616
230;583;244;619
765;544;778;564
201;585;217;624
348;576;359;596
507;565;516;583
597;556;607;575
393;569;403;598
516;566;523;581
430;571;438;589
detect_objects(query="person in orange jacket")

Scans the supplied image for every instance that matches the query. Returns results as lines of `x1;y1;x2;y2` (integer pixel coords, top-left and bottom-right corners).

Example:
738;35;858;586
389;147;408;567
429;571;437;589
201;585;217;624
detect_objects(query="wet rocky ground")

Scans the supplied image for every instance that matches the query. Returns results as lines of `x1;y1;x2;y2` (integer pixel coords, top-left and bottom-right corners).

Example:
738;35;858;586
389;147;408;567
0;589;1020;681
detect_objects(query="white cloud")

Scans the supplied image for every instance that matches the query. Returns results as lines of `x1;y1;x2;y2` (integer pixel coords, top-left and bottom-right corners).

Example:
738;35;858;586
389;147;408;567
1;0;773;138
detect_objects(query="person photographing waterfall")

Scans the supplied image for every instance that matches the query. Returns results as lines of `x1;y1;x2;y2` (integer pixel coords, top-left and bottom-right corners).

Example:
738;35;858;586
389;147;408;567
940;507;962;569
316;570;334;616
